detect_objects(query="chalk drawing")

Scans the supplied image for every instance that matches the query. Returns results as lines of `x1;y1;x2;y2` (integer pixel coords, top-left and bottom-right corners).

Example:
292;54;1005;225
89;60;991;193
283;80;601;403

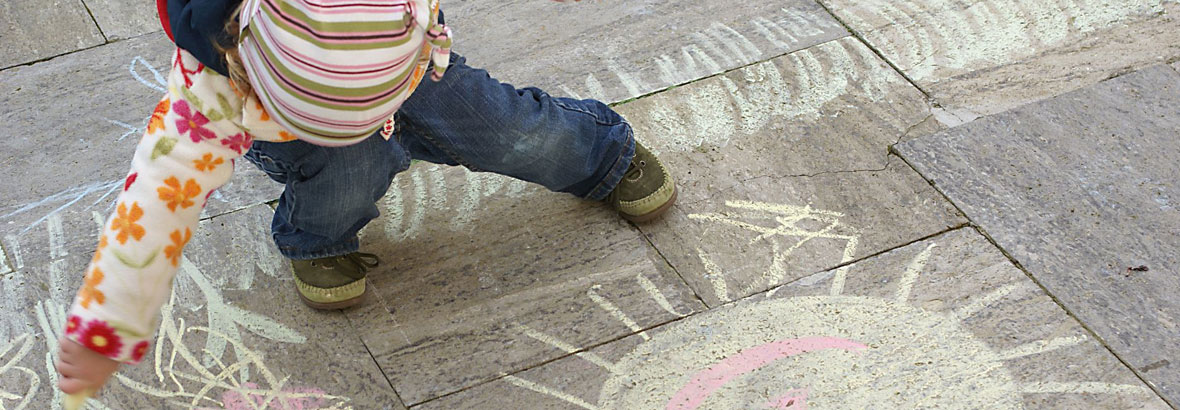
635;273;685;318
505;204;1154;408
557;6;841;104
0;333;40;410
584;74;607;102
589;285;650;341
371;165;535;241
130;56;168;92
112;289;349;409
688;200;861;302
504;375;601;410
823;0;1167;82
636;39;899;153
105;119;145;142
953;283;1022;320
607;61;645;98
518;324;621;374
0;241;10;276
0;208;350;407
666;337;868;410
695;248;729;303
2;55;173;233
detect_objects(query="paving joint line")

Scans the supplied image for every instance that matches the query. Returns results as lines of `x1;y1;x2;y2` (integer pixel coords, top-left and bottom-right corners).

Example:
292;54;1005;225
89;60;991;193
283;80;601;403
755;222;972;299
633;223;710;311
78;0;109;43
812;0;933;100
355;326;410;410
607;33;857;107
0;29;164;72
406;311;700;408
888;147;1177;409
407;222;975;406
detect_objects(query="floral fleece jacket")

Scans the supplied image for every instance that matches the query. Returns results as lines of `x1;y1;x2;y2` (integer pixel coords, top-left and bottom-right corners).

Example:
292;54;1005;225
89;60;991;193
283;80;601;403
63;44;432;363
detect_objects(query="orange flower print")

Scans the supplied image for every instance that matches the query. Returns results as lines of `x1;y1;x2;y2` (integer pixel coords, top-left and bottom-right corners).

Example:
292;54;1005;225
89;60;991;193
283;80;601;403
193;153;224;172
91;235;109;264
112;202;145;244
164;228;192;266
278;131;297;142
157;176;202;212
79;267;106;308
255;99;270;122
147;98;170;134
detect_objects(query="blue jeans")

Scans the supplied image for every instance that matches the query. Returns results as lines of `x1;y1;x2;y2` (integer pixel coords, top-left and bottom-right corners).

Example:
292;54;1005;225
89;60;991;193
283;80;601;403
243;53;636;259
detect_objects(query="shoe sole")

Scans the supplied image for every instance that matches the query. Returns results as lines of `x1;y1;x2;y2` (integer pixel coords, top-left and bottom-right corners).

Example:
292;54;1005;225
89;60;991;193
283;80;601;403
622;186;678;223
298;287;367;310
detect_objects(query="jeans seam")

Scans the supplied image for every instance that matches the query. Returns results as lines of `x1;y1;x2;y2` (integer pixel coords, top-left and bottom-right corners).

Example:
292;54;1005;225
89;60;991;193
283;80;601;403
400;120;480;171
553;100;621;126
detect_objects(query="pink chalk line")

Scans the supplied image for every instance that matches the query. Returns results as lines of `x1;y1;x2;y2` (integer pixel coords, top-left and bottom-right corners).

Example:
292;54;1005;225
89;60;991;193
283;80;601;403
665;337;868;410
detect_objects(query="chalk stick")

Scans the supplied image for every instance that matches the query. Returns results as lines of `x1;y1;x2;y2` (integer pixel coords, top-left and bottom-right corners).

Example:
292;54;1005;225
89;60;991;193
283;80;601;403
63;389;95;410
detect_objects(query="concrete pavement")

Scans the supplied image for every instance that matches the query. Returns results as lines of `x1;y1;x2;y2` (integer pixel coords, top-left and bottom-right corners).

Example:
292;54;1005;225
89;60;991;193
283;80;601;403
1;0;1177;408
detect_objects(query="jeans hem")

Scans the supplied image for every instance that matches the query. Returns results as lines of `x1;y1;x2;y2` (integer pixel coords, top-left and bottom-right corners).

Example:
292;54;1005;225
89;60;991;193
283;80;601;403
585;124;636;201
278;237;360;260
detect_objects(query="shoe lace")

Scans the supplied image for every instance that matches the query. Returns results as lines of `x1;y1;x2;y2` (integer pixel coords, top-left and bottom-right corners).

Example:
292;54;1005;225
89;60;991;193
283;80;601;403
343;252;381;273
624;158;647;181
309;252;381;276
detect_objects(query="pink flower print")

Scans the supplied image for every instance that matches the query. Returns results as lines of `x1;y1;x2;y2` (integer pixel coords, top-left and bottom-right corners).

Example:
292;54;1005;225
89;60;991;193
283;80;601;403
173;100;216;143
124;172;138;191
65;315;83;335
220;133;252;154
131;341;150;362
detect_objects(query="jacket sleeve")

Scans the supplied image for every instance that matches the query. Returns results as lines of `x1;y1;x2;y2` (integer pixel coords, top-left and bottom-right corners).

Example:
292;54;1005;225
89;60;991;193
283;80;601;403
63;49;253;364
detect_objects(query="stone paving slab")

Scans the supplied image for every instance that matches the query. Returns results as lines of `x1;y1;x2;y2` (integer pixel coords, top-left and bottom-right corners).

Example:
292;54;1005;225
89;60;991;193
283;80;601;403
82;0;163;41
417;228;1167;409
0;204;405;409
618;37;964;307
0;0;105;69
447;0;846;104
350;164;706;405
346;36;960;406
0;33;282;225
896;64;1180;405
820;0;1180;121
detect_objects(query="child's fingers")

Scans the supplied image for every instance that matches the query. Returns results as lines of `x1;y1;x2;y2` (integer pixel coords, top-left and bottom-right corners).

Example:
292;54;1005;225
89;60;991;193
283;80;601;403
58;375;89;394
60;336;82;354
55;357;78;378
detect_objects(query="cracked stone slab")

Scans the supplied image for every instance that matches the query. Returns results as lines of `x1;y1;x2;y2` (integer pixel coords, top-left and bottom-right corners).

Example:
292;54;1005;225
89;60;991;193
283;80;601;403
82;0;164;41
447;0;846;104
616;37;964;307
0;34;281;226
896;64;1180;405
348;164;706;405
0;0;105;68
820;0;1180;119
0;204;406;410
417;229;1168;409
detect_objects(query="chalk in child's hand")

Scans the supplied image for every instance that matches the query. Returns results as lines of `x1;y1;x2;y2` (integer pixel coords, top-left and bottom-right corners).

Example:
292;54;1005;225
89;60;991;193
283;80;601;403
63;389;95;410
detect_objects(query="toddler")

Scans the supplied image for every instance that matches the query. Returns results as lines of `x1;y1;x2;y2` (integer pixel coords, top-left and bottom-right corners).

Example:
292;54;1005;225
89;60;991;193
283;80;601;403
55;0;676;396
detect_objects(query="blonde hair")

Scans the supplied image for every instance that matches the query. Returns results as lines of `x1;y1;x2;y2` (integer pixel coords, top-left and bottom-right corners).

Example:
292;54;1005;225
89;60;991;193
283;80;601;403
215;2;252;97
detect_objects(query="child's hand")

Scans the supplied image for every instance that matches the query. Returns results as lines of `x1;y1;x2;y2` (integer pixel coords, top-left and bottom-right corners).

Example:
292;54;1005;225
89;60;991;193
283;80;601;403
56;337;120;395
